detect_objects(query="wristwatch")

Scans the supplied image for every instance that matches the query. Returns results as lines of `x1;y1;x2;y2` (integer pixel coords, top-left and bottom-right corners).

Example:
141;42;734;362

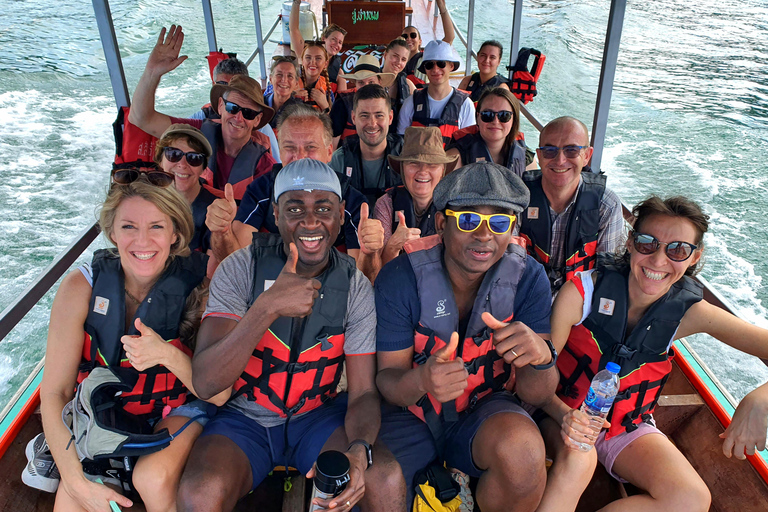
530;338;558;370
348;439;373;469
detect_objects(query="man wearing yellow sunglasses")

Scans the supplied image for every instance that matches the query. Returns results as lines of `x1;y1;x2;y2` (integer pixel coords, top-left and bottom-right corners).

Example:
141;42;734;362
374;162;556;511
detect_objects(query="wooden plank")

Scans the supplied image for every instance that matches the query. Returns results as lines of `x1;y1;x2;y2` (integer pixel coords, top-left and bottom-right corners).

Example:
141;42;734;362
282;475;307;512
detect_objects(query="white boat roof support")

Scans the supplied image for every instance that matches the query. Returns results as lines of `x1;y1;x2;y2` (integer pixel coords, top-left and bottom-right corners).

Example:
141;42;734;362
249;0;269;83
507;0;523;79
92;0;130;109
201;0;219;53
590;0;626;174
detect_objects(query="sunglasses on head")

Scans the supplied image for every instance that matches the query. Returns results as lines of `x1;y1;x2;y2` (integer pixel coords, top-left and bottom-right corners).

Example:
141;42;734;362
445;209;516;235
631;232;699;262
536;145;587;159
423;60;448;71
224;101;262;121
111;166;174;187
479;110;514;123
402;32;419;39
163;147;206;167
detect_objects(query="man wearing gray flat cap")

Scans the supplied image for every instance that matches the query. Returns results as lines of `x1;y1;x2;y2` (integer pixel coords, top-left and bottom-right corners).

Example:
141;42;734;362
374;162;557;511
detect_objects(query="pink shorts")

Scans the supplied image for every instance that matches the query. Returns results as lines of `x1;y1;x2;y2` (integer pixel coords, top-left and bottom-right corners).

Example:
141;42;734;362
595;420;666;482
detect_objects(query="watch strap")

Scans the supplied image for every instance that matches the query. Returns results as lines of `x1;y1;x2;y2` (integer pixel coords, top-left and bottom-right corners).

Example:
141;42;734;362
530;338;558;370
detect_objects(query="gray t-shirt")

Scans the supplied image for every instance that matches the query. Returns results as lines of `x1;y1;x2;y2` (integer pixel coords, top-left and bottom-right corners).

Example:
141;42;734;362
203;246;376;427
330;149;387;190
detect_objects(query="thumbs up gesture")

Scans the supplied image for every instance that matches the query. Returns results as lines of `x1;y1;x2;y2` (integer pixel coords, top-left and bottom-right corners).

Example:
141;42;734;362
482;312;552;367
357;202;384;255
420;332;469;403
265;242;322;318
386;211;422;254
121;318;170;371
206;183;237;233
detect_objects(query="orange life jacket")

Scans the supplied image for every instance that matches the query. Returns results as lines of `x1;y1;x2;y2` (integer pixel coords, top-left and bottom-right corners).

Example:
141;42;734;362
230;234;355;419
410;88;469;147
509;48;545;104
79;250;207;419
519;170;605;292
556;256;703;439
112;106;157;168
404;235;527;443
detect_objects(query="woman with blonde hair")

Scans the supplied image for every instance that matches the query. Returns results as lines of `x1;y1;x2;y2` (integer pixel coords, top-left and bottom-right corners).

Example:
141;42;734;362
34;175;229;511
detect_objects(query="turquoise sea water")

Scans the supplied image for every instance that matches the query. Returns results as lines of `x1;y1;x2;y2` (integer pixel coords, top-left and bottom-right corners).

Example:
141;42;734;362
1;0;768;409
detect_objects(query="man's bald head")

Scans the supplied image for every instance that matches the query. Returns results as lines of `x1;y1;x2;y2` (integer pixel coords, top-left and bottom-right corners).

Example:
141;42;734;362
539;116;590;147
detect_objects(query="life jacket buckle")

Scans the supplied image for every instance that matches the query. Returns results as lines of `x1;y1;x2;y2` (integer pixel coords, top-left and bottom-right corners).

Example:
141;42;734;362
287;362;309;373
472;328;490;347
414;352;428;366
317;333;333;351
613;345;636;360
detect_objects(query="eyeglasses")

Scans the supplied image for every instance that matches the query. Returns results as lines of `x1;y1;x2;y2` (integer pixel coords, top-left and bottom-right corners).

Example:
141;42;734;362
479;110;514;123
631;232;699;262
423;61;448;71
445;209;516;235
224;101;262;121
402;32;419;39
111;167;174;187
163;147;206;167
537;145;587;159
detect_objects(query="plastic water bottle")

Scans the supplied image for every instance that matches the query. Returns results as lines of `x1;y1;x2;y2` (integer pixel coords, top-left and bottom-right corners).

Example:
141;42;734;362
571;362;621;452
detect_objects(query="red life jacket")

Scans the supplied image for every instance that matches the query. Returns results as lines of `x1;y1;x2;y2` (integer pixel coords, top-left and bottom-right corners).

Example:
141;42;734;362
404;235;526;442
448;126;527;177
556;256;703;439
206;51;237;83
79;249;207;419
230;234;354;418
411;88;469;147
300;74;332;111
519;169;604;292
405;52;426;88
112;106;158;168
509;48;545;104
199;120;273;200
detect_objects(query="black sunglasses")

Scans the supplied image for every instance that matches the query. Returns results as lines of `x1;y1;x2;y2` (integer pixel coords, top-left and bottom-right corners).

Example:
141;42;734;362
479;110;514;123
224;101;262;121
537;145;587;159
163;147;206;167
111;167;174;188
631;232;699;262
402;32;419;39
423;60;447;71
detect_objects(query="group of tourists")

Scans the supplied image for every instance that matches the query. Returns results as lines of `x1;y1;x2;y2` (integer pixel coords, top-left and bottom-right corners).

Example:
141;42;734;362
27;12;768;512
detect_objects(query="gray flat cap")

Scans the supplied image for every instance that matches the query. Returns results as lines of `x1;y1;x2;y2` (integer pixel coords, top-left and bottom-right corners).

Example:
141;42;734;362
432;162;530;213
274;158;342;201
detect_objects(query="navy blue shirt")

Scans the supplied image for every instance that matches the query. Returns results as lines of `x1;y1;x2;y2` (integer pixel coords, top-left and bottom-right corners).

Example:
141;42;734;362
375;250;552;352
235;165;366;250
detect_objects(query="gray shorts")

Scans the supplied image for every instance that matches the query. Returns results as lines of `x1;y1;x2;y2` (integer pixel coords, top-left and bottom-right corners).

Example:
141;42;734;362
595;420;665;482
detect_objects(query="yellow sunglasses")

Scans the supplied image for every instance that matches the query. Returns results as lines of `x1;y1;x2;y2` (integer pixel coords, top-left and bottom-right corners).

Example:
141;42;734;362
445;209;516;235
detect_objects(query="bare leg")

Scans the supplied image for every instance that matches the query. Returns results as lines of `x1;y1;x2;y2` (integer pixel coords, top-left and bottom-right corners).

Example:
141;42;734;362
132;415;203;512
598;432;710;512
535;417;597;512
472;413;547;512
176;434;253;512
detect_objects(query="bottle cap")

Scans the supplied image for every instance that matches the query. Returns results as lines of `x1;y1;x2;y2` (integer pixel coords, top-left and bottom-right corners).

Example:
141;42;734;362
314;450;351;495
605;362;621;374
